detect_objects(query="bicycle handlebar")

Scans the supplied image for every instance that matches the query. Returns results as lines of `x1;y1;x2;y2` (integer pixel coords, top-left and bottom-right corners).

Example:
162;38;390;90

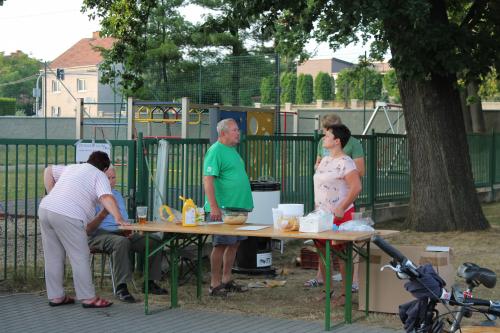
372;235;407;264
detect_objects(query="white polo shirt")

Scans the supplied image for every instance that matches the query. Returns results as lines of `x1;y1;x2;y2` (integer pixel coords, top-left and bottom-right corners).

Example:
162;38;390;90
39;163;112;224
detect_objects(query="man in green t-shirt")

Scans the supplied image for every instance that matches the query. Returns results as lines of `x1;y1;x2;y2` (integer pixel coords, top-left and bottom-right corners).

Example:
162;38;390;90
203;118;254;296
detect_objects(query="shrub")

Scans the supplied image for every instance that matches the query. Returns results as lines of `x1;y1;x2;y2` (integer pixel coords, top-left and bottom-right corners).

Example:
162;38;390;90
296;74;313;104
0;97;16;116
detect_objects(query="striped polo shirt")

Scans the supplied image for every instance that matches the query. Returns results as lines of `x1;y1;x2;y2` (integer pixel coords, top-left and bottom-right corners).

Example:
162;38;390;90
39;163;112;224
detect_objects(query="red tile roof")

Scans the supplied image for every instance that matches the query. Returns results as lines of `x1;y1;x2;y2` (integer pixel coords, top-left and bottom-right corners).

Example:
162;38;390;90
50;35;116;69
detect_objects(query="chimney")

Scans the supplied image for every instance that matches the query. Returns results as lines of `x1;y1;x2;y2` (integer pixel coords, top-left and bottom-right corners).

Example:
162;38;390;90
92;31;100;39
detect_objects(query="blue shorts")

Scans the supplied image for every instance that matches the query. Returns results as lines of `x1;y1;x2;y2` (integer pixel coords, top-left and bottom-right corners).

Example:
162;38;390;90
206;212;247;246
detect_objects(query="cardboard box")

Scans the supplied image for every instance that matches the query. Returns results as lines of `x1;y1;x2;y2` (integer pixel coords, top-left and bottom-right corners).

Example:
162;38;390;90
358;245;454;314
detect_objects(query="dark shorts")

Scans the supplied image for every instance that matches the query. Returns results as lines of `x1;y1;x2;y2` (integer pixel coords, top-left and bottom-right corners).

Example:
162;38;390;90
206;212;247;246
213;235;247;246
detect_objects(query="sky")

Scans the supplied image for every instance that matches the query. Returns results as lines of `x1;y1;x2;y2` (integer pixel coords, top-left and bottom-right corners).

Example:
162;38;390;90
0;0;371;63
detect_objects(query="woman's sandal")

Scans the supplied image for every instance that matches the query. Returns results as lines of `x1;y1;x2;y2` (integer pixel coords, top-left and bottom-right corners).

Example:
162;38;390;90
303;278;324;288
48;295;75;307
82;297;113;308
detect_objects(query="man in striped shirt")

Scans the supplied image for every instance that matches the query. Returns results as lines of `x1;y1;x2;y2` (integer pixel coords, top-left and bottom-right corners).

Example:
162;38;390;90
39;151;126;308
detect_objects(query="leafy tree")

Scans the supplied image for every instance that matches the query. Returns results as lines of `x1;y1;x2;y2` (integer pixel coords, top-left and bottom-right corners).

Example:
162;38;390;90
296;73;313;104
280;72;296;103
478;68;500;101
247;0;500;231
83;0;194;97
383;69;400;103
314;72;332;100
335;69;354;102
0;52;41;115
260;76;275;104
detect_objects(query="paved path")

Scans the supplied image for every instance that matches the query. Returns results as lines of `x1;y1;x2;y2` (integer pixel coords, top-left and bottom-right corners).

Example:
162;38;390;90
0;293;403;333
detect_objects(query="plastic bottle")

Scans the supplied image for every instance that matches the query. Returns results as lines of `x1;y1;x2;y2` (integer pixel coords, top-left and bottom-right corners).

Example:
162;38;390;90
332;224;339;232
179;196;197;227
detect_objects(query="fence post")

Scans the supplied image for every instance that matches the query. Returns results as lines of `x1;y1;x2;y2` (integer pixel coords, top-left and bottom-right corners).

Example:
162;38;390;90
369;129;377;221
137;132;146;206
490;131;496;201
127;97;134;140
128;139;137;218
76;98;84;139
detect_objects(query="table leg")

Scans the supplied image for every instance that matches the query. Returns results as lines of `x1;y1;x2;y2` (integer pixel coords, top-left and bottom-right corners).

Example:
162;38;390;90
325;241;331;331
196;235;203;300
344;242;353;324
170;237;179;308
144;233;149;315
365;241;370;317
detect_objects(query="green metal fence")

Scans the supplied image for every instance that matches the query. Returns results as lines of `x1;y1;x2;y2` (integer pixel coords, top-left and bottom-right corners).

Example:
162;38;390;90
3;132;500;281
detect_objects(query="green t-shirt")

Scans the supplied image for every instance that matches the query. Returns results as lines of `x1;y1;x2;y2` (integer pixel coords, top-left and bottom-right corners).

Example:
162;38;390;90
317;136;364;159
203;141;254;212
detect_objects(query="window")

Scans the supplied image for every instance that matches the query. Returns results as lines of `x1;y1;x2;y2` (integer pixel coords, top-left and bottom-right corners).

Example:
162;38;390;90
77;79;86;92
51;106;61;117
51;80;60;93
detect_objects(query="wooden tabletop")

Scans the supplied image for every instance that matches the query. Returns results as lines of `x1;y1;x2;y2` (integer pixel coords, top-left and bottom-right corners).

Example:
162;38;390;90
120;222;399;243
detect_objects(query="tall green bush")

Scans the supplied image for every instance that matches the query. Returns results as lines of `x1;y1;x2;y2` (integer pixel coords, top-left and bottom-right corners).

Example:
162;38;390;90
280;72;297;103
296;74;313;104
260;76;275;104
0;97;16;116
314;72;332;100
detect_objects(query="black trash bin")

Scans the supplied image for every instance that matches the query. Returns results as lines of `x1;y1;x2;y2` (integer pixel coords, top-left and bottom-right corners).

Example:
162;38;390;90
233;179;280;275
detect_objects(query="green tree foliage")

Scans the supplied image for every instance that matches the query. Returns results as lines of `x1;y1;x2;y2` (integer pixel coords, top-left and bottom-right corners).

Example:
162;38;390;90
280;72;296;103
478;68;500;101
245;0;499;231
335;65;383;102
0;97;16;115
82;0;194;96
0;52;41;115
295;73;313;104
383;69;400;103
314;72;332;100
260;76;275;104
335;69;355;102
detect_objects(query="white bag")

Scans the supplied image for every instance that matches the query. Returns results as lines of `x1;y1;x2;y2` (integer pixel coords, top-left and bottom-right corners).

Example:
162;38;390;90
299;210;333;233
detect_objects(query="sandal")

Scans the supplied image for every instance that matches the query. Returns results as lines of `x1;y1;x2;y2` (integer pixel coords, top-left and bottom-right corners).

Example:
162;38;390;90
82;297;113;308
222;280;248;293
304;278;324;288
48;295;75;307
208;285;227;297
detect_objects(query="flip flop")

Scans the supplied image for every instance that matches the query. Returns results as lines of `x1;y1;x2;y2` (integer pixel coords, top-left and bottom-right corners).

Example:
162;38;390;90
49;295;75;307
304;278;324;288
82;297;113;308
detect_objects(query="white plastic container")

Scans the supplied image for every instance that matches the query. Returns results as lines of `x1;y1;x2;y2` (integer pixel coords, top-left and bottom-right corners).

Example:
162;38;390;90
277;204;304;217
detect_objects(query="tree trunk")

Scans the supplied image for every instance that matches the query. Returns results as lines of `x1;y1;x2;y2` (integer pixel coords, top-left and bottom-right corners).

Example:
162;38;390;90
467;81;486;133
399;73;489;231
459;88;472;133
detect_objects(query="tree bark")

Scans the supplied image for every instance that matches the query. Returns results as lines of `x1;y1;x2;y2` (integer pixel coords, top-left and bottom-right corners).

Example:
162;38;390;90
399;74;489;231
459;88;472;133
467;81;486;133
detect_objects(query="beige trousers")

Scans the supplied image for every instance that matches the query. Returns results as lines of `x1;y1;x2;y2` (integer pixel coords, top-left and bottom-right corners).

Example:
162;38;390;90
39;208;95;300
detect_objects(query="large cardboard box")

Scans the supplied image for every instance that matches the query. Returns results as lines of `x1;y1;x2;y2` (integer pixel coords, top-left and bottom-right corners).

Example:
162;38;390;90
358;245;454;314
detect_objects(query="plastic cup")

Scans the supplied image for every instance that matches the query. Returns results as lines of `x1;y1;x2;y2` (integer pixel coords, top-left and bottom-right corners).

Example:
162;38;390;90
136;206;148;225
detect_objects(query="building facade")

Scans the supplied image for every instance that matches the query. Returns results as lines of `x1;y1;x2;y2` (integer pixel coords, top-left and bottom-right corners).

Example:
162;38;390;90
41;32;122;118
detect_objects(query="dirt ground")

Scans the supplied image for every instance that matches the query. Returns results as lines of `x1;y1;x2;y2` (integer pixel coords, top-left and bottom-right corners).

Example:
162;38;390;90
2;206;500;330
